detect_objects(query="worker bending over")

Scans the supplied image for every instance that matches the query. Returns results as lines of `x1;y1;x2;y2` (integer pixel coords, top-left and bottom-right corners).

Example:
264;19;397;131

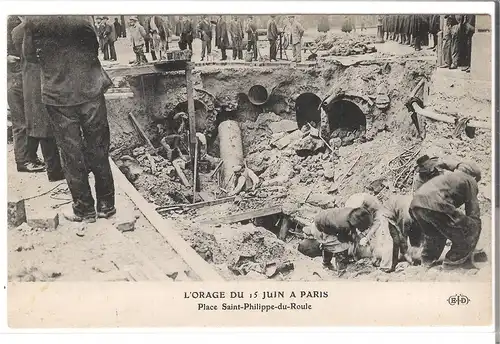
345;193;412;272
409;162;482;270
227;164;260;196
302;207;373;271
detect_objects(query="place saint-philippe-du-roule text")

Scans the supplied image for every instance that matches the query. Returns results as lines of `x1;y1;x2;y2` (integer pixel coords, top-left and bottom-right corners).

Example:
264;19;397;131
185;290;328;311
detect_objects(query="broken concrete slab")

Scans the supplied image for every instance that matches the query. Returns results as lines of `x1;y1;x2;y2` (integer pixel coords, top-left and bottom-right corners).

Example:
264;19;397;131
272;130;303;150
268;120;298;134
322;162;335;180
8;196;26;228
27;211;59;230
115;216;137;233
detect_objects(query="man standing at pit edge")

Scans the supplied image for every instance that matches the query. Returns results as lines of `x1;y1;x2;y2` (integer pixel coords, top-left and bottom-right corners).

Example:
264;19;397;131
267;15;279;62
23;15;116;223
288;15;304;63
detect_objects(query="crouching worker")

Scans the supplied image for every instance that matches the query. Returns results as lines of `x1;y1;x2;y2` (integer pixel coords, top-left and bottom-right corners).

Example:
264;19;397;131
227;164;260;196
345;193;412;273
409;163;482;270
301;207;373;271
414;155;480;191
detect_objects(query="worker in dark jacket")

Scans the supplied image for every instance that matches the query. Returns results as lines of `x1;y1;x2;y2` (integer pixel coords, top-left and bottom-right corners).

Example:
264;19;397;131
267;15;279;62
12;17;64;181
246;16;258;61
102;17;117;61
409;165;482;270
176;16;194;51
229;16;244;60
7;15;45;173
302;207;373;270
198;15;212;61
428;14;440;49
113;18;122;38
23;15;115;223
215;16;229;61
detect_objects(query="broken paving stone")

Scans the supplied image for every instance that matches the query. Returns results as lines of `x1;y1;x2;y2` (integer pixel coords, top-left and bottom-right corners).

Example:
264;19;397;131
8;197;26;228
27;212;59;231
115;217;137;232
272;130;303;150
307;193;336;208
322;162;335;180
293;135;325;154
15;244;34;252
16;222;32;232
367;178;386;195
268;120;298;134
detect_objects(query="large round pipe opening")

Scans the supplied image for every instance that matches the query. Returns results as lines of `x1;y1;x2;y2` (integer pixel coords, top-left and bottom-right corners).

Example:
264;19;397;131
248;85;269;106
327;100;366;144
173;100;208;132
295;93;322;129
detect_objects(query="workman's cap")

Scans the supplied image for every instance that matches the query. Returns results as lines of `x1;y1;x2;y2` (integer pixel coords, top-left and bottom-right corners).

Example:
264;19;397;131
457;161;482;182
129;16;138;21
96;16;102;20
103;16;109;20
173;112;188;120
232;165;243;173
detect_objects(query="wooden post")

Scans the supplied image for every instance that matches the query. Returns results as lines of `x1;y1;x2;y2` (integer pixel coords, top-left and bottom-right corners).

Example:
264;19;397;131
186;62;197;157
186;62;197;201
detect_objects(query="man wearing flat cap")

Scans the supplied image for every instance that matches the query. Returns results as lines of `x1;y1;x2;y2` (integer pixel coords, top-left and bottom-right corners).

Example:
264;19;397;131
409;158;482;270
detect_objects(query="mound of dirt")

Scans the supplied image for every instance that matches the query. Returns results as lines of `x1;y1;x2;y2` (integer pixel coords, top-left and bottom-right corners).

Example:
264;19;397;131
314;33;377;56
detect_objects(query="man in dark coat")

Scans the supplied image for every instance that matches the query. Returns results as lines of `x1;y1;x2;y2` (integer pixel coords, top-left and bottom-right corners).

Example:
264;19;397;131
197;15;212;61
7;15;45;173
176;16;194;51
23;15;116;223
428;14;440;49
457;14;475;71
409;165;482;269
102;17;117;61
246;16;258;61
229;16;244;60
215;16;229;60
149;16;170;60
12;17;64;181
113;18;122;38
267;15;279;61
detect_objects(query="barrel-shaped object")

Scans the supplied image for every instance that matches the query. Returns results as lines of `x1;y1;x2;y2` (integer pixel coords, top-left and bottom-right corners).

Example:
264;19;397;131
218;120;244;186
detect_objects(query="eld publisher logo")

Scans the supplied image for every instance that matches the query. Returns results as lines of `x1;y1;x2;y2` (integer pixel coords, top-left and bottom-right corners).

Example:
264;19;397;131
447;294;470;306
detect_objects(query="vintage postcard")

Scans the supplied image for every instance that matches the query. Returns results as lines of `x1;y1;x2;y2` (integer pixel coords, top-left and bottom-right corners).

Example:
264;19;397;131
3;0;497;330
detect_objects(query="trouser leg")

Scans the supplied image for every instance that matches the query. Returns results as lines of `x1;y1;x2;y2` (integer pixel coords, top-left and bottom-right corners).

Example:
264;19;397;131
207;38;212;54
45;104;95;217
451;31;459;68
79;95;115;212
409;207;449;265
442;213;481;265
232;43;237;59
322;250;334;265
39;137;64;179
201;40;206;58
221;47;227;60
26;136;40;162
7;74;29;165
252;40;257;59
109;41;117;60
103;42;110;60
269;39;277;60
151;49;157;61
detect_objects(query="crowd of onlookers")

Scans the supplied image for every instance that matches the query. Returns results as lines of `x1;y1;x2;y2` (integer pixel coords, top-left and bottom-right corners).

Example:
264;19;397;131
92;15;307;64
382;14;476;72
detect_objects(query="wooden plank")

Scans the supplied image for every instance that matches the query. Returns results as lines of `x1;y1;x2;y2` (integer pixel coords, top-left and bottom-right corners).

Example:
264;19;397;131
201;205;283;225
110;158;224;281
107;227;173;281
197;192;214;202
128;112;156;150
412;103;491;129
155;196;236;212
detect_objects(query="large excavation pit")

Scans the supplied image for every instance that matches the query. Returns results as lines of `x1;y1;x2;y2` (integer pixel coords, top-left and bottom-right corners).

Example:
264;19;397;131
105;58;491;283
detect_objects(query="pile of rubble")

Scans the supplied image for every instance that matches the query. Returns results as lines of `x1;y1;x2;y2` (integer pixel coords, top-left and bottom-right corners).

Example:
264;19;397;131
314;33;377;56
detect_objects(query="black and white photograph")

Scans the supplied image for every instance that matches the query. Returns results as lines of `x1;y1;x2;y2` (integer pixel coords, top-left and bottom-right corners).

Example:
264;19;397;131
4;1;496;330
